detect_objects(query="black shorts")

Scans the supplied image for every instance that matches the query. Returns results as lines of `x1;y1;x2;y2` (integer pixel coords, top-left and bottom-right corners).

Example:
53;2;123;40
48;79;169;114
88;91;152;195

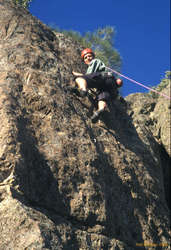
76;72;116;102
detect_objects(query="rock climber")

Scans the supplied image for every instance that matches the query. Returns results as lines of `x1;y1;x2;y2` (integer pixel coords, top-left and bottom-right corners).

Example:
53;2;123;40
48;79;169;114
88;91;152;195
72;48;123;123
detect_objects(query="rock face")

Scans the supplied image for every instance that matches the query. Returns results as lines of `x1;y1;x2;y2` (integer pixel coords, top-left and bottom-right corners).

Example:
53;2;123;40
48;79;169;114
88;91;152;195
0;1;170;249
125;86;171;210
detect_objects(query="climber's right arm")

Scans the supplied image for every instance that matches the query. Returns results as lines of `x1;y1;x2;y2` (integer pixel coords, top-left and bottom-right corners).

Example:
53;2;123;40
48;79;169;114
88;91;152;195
72;71;83;77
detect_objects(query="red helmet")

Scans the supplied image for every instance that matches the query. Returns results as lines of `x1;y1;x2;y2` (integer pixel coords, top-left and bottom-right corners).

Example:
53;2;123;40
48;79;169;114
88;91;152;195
81;48;94;59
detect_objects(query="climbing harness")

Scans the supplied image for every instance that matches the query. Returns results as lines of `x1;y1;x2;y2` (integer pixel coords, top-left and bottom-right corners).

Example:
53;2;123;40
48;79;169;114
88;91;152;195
106;67;171;100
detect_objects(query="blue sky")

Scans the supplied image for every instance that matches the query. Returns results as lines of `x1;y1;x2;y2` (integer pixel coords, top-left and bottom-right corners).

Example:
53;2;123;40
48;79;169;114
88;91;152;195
29;0;170;97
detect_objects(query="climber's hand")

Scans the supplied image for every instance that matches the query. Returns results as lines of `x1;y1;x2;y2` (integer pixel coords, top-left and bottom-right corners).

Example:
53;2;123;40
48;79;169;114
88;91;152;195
116;79;123;87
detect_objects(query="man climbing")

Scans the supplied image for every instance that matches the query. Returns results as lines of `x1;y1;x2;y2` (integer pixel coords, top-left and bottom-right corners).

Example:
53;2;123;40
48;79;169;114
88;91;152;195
72;48;123;123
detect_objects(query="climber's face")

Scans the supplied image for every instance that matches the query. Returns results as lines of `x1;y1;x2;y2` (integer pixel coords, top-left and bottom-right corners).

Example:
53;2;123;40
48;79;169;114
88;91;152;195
84;53;93;65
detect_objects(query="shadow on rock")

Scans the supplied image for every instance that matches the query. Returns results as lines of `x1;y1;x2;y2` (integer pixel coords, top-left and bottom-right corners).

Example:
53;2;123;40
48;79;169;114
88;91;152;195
12;113;71;218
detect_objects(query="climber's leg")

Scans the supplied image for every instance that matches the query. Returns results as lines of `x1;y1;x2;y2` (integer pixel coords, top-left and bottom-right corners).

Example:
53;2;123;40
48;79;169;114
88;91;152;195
91;100;107;123
75;77;87;91
74;77;88;97
98;100;107;111
90;90;111;123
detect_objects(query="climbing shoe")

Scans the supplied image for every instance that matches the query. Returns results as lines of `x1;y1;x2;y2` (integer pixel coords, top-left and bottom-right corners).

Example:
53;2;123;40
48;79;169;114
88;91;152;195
79;90;87;97
67;86;87;97
91;110;104;123
66;86;78;94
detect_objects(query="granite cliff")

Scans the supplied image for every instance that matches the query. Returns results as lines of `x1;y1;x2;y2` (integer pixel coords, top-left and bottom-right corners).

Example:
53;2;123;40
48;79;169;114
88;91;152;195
0;1;170;249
